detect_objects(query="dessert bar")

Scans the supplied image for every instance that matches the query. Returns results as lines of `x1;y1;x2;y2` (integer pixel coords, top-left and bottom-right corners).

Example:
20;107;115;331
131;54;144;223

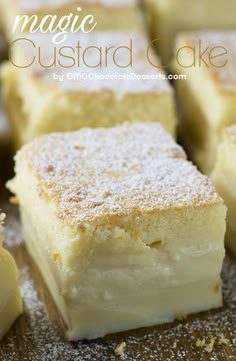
1;31;176;147
173;31;236;174
8;122;226;340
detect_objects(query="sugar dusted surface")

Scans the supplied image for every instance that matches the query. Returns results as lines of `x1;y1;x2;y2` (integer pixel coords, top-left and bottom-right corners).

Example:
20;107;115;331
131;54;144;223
177;31;236;93
18;0;136;12
17;122;222;229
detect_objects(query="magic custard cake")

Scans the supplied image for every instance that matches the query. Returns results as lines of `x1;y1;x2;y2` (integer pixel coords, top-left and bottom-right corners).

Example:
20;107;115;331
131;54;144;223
144;0;236;64
173;31;236;175
212;125;236;255
1;31;176;148
0;213;22;340
0;0;143;39
8;122;226;340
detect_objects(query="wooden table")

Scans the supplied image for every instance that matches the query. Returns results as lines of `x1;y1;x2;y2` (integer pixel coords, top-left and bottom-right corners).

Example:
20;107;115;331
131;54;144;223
0;195;236;361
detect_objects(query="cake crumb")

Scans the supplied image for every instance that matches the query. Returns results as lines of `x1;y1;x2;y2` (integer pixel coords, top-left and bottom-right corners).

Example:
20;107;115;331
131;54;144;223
196;338;206;348
9;196;19;205
176;323;183;330
51;252;61;263
74;145;85;151
218;334;229;346
45;165;55;172
115;342;126;359
214;281;221;293
205;337;215;353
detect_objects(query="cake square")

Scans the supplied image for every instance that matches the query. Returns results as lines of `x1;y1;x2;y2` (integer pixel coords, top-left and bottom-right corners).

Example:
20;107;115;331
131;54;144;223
173;31;236;174
0;0;143;40
8;122;226;340
0;214;22;340
1;30;177;148
144;0;236;64
212;125;236;255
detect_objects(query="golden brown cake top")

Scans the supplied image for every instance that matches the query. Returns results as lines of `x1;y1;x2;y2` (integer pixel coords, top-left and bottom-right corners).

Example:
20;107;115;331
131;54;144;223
16;122;222;229
17;0;136;12
14;31;171;94
175;31;236;94
224;125;236;143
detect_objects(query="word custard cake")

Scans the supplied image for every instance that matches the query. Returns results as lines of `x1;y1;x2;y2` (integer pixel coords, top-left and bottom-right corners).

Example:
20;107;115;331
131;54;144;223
1;31;176;147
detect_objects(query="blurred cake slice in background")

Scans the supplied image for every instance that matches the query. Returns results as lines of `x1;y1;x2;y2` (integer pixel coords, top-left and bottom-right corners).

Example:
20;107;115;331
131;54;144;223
212;125;236;255
8;122;226;340
0;0;143;40
144;0;236;65
1;31;177;148
173;31;236;175
0;213;22;340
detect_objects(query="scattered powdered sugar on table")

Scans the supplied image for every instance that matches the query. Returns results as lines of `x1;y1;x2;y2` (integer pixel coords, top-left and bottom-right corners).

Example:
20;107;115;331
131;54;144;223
1;263;117;361
0;203;236;360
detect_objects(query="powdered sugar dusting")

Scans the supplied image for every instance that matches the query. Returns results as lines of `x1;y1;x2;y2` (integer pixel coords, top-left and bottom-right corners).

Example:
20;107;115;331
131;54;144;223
16;122;222;230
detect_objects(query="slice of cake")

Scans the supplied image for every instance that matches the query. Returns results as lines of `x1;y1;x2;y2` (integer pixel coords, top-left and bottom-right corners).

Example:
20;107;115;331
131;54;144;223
1;31;176;148
8;122;226;340
0;0;143;40
173;31;236;175
144;0;236;64
0;213;22;340
212;125;236;255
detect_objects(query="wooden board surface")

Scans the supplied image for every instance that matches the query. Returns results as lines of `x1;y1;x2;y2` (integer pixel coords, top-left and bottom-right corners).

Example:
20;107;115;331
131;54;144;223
0;193;236;361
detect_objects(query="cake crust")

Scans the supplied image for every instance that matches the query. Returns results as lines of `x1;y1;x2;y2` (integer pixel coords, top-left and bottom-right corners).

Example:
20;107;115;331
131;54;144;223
16;123;223;230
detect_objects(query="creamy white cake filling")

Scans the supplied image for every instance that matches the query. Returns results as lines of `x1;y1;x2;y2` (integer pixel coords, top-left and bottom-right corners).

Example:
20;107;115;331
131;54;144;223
9;161;226;340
